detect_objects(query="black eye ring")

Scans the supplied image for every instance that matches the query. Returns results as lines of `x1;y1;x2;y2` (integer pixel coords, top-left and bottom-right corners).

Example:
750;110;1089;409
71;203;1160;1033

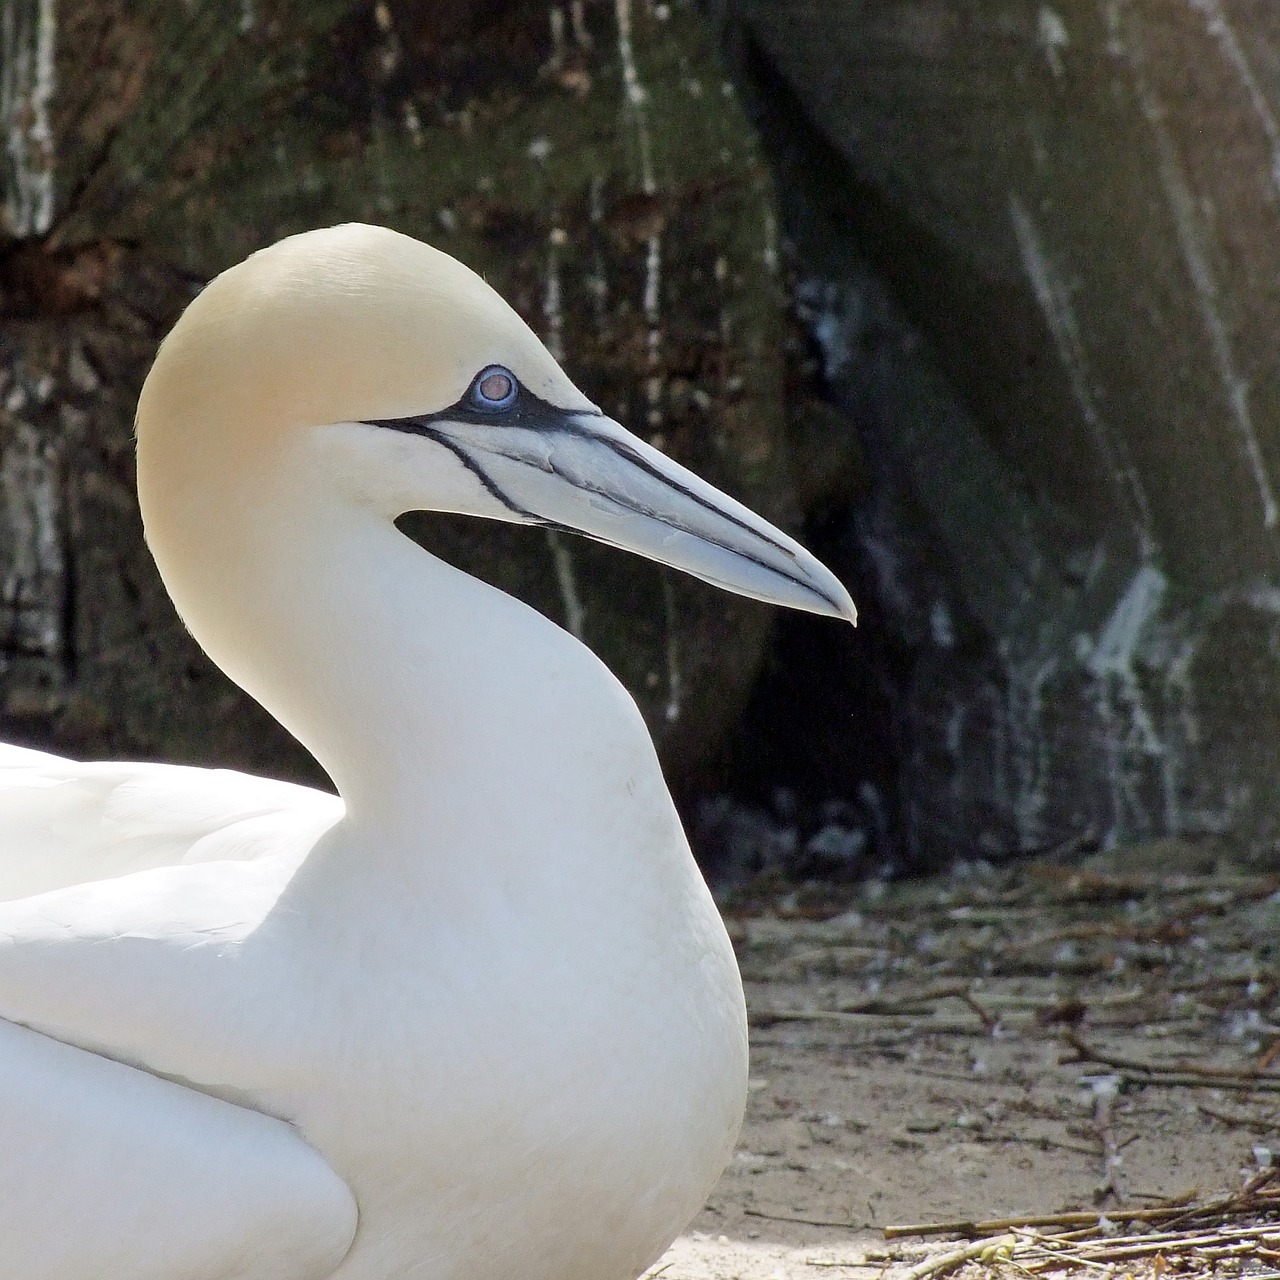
470;365;519;412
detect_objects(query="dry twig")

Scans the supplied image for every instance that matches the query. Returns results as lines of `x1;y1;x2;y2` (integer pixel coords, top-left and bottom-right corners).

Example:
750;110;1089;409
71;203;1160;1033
1064;1031;1280;1092
745;1207;859;1230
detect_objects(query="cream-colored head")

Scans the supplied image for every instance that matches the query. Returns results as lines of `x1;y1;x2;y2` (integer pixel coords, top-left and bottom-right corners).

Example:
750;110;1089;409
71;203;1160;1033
139;223;591;433
136;223;855;626
137;224;588;514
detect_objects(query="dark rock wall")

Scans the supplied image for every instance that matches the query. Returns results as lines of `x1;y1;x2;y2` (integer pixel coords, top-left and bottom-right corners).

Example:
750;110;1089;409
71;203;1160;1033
17;0;1280;874
0;0;796;787
714;0;1280;865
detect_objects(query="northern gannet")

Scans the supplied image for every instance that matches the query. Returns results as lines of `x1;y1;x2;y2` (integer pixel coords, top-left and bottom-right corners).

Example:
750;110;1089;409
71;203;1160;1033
0;224;855;1280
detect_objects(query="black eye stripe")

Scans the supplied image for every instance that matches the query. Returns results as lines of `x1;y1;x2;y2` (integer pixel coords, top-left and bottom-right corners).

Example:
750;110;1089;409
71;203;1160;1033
365;380;601;433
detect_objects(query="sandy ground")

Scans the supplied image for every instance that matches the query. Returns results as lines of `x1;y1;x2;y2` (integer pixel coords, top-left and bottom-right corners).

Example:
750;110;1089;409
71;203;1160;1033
649;841;1280;1277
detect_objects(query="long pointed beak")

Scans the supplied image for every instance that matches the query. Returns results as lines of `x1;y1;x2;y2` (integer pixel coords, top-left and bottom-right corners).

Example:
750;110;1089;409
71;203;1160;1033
427;409;856;624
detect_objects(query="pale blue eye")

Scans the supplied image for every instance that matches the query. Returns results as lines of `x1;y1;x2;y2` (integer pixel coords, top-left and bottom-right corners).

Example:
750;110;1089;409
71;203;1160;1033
470;366;519;411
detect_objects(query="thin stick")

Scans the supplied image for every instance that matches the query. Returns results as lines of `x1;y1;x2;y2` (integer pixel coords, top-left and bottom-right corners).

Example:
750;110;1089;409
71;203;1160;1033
1107;1071;1280;1093
1069;1224;1280;1251
883;1195;1211;1240
745;1208;860;1230
886;1175;1280;1245
834;983;972;1015
1198;1101;1280;1132
754;984;1068;1033
958;991;998;1033
1074;1231;1280;1262
1066;1031;1280;1084
749;1010;1016;1035
804;1263;886;1272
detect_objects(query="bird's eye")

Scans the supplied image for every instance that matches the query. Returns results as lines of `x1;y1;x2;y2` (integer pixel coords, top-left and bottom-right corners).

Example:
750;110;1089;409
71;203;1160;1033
470;365;519;411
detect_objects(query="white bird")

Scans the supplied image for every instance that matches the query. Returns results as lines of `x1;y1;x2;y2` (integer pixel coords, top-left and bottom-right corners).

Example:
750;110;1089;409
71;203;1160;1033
0;224;856;1280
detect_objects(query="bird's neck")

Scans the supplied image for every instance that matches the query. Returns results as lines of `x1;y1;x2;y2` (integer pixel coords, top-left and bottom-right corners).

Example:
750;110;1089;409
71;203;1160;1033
148;456;675;898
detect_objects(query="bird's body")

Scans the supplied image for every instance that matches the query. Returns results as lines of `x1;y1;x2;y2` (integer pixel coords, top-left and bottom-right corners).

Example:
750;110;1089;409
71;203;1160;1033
0;224;853;1279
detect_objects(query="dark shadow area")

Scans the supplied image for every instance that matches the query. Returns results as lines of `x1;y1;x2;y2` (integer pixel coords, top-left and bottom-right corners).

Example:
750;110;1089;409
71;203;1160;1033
686;25;930;886
688;15;1122;883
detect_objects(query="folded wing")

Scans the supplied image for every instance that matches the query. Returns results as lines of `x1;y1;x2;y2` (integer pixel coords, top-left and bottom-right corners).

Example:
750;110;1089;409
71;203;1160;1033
0;744;343;901
0;1017;355;1280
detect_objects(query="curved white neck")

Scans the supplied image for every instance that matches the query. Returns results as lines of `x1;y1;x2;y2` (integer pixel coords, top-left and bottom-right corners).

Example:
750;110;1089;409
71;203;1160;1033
148;441;675;900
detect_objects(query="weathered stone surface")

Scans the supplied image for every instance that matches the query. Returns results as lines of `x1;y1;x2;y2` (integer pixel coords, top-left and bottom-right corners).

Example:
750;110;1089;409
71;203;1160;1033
0;0;792;785
717;0;1280;863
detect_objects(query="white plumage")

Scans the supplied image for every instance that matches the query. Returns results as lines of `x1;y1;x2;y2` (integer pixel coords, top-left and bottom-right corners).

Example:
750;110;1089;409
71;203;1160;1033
0;224;854;1279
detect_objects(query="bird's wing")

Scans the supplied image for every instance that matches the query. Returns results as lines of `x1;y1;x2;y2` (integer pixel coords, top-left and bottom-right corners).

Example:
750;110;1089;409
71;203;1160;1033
0;1016;356;1280
0;743;344;900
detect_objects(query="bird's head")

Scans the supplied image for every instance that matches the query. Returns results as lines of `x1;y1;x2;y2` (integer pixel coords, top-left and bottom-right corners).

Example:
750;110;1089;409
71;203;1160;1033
137;223;855;623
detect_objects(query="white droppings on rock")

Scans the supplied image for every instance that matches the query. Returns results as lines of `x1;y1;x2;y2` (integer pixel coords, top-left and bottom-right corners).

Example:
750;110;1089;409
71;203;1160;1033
944;703;965;757
1187;0;1280;198
548;2;565;66
1121;12;1279;531
662;574;681;724
1004;649;1059;851
570;0;590;49
762;206;778;275
616;0;650;111
401;100;424;150
1080;564;1171;838
1085;563;1167;682
0;419;63;660
929;599;954;649
543;228;566;365
1037;6;1069;78
614;0;663;427
1;0;56;237
1009;194;1156;558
